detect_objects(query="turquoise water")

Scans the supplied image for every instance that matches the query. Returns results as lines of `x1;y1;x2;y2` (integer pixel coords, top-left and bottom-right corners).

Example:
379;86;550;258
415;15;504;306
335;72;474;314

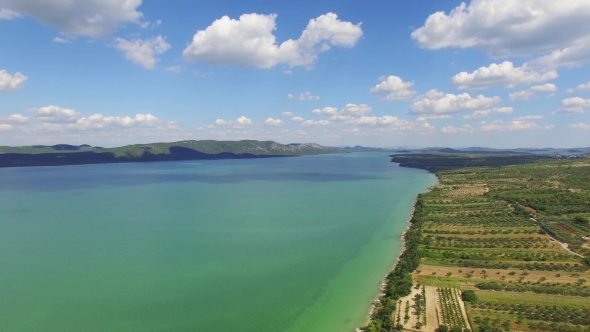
0;153;434;332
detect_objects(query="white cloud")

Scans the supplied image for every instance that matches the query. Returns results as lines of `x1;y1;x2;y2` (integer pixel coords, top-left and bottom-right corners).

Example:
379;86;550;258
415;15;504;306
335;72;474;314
288;92;319;100
554;97;590;114
441;125;474;134
291;116;304;122
182;12;362;68
0;8;19;20
462;107;514;120
2;114;29;123
452;62;557;90
527;43;590;68
562;97;590;109
0;124;12;131
510;83;558;101
263;117;283;126
327;114;354;122
52;37;70;43
416;115;452;121
480;120;548;131
215;119;230;126
281;111;294;117
370;76;416;100
115;35;170;69
569;123;590;130
0;0;145;38
75;113;159;129
311;107;338;116
29;105;80;122
165;65;183;73
514;115;543;121
236;116;253;126
344;116;435;132
566;81;590;93
411;0;590;59
301;119;332;127
0;70;27;92
410;89;501;114
340;103;372;116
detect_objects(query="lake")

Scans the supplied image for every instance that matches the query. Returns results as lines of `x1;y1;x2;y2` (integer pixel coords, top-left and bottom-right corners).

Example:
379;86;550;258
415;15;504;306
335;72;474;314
0;153;435;332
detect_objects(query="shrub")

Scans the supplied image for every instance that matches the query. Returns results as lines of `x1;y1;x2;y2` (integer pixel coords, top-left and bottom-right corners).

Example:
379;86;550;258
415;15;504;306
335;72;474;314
461;290;478;304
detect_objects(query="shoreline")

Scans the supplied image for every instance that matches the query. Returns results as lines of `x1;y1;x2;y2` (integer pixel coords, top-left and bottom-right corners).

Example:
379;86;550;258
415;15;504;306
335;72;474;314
357;168;437;331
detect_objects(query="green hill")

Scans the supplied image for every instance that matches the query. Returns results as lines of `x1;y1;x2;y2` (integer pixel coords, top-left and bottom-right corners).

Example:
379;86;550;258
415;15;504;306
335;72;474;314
0;140;341;168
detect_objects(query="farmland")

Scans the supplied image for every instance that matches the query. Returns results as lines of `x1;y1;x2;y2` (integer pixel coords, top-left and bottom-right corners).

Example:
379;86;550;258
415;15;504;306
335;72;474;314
364;155;590;332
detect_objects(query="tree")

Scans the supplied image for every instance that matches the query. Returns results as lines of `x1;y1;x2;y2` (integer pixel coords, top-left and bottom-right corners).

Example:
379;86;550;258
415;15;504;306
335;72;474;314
462;290;479;304
438;325;449;332
451;326;463;332
574;216;589;225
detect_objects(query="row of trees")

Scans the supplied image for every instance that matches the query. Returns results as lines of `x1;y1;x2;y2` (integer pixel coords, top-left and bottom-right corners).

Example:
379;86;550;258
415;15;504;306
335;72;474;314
475;281;590;297
363;197;427;332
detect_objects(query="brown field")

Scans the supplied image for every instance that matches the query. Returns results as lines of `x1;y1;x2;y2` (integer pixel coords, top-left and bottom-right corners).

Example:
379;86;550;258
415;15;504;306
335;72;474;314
551;222;578;235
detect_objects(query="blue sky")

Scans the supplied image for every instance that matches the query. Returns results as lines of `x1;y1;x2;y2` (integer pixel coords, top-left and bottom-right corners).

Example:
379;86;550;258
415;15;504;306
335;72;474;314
1;0;590;148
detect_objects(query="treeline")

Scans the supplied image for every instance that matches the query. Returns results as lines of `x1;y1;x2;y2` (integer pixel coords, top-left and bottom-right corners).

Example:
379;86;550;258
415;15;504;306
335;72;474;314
475;281;590;297
459;260;588;272
363;197;427;332
390;153;545;172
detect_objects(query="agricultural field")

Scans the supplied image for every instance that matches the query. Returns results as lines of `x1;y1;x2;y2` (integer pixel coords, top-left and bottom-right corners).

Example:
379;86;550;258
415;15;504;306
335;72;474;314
364;155;590;332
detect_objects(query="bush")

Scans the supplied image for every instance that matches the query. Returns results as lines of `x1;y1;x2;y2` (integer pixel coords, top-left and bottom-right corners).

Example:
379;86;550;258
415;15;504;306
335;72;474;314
574;216;589;225
461;290;478;304
438;325;449;332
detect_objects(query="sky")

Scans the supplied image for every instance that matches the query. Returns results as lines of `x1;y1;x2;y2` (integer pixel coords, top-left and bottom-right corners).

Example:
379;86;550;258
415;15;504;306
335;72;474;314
1;0;590;148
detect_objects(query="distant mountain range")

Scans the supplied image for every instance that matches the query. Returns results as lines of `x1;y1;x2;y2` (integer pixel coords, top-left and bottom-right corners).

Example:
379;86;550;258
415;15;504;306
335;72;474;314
390;146;590;155
0;140;343;168
1;140;587;168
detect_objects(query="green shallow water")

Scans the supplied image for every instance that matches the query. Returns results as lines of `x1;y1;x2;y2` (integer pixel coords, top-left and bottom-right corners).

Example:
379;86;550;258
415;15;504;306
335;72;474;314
0;153;435;332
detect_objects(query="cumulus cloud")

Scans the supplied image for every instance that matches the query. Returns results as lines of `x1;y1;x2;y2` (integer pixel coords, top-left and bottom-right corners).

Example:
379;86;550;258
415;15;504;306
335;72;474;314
452;62;557;90
557;97;590;114
509;83;558;101
311;107;338;116
0;0;146;38
0;70;28;92
182;12;362;68
75;113;159;129
115;35;170;69
263;117;283;126
416;115;452;121
213;116;254;127
29;105;80;122
514;115;544;121
288;92;320;100
291;116;304;122
411;0;590;57
370;76;416;100
462;107;514;120
480;119;551;132
566;81;590;93
301;119;332;127
410;89;501;114
441;125;474;134
0;124;12;131
281;111;294;117
340;104;372;116
569;123;590;130
2;114;29;123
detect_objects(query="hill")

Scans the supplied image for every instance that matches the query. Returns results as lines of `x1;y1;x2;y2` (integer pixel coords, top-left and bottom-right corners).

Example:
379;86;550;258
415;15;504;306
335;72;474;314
0;140;341;168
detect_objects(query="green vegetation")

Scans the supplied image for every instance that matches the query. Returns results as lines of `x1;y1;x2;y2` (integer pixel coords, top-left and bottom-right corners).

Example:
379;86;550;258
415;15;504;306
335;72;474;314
0;140;341;167
363;153;590;332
